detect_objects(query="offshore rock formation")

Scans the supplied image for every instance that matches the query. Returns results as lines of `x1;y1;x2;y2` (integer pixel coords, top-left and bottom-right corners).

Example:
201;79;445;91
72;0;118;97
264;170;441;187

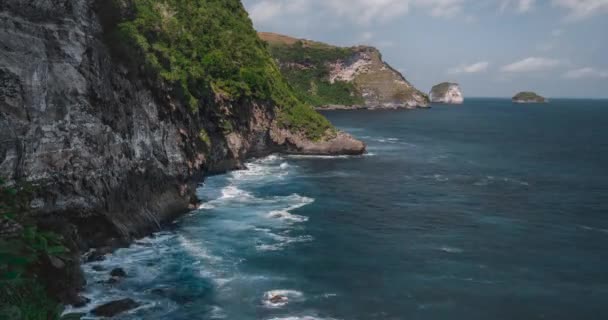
512;92;547;103
0;0;364;304
429;82;464;104
259;32;430;110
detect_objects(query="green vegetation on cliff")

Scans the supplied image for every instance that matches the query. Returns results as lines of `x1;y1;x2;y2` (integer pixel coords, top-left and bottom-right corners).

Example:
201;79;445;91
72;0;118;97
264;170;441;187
0;179;73;320
260;34;364;107
107;0;333;140
512;91;546;103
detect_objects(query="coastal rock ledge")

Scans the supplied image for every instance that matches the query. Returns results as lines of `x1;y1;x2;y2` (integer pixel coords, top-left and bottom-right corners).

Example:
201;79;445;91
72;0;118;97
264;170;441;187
512;92;547;104
429;82;464;104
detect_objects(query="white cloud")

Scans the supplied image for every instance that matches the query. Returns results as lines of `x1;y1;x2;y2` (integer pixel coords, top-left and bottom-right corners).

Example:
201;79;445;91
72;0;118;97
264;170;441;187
500;0;537;13
501;57;561;73
448;61;490;74
247;0;468;26
249;0;310;23
563;67;608;79
552;28;563;37
552;0;608;20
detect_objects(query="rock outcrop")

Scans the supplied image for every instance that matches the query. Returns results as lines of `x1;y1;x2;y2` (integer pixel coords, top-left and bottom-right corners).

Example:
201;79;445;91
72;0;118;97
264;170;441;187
429;82;464;104
512;92;547;104
0;0;364;304
259;32;429;110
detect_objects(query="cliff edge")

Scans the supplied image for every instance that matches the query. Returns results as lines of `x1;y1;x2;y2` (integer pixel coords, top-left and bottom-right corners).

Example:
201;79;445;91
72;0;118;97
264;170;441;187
0;0;364;304
259;32;430;110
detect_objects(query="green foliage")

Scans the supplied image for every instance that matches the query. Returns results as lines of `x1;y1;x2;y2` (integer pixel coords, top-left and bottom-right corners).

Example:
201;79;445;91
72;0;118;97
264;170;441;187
265;42;364;107
0;178;70;320
108;0;333;139
198;129;211;147
513;91;545;102
0;281;64;320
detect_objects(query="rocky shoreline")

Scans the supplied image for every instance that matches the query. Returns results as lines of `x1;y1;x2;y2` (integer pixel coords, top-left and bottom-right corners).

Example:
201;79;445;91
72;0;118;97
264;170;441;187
0;0;365;312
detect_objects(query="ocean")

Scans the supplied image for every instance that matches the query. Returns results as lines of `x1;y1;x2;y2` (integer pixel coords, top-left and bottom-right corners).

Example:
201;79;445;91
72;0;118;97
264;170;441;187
70;99;608;319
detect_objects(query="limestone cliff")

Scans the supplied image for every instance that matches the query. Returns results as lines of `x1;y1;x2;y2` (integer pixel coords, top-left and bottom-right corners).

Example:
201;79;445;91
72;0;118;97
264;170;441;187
0;0;364;304
512;92;547;104
259;32;430;110
429;82;464;104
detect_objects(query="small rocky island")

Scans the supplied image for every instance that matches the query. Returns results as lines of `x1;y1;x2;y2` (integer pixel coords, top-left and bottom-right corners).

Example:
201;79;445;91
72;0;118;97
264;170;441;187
512;92;547;104
429;82;464;104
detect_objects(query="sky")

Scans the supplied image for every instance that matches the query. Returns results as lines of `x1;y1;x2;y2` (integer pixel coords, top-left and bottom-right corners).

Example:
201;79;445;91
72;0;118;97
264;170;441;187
242;0;608;98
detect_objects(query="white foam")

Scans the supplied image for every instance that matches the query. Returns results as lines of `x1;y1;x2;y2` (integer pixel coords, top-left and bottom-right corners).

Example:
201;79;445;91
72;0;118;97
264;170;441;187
286;154;350;159
220;186;253;199
439;246;464;254
262;289;304;308
266;195;314;223
198;202;216;210
256;234;314;252
178;235;223;263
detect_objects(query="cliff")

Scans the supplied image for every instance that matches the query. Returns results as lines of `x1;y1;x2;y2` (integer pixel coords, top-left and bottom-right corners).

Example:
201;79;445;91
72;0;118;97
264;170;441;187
429;82;464;104
0;0;364;306
258;32;430;110
512;92;547;103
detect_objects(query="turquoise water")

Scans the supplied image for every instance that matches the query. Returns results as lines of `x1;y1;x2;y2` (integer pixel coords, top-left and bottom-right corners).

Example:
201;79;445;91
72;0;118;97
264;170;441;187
73;99;608;319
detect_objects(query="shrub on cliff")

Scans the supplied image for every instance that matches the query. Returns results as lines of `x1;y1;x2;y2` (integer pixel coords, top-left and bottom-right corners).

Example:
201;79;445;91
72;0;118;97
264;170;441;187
0;179;72;320
265;40;364;107
105;0;333;140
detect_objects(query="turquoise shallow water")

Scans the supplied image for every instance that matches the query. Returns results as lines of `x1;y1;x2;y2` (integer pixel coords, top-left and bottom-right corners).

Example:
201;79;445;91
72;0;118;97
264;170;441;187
72;99;608;319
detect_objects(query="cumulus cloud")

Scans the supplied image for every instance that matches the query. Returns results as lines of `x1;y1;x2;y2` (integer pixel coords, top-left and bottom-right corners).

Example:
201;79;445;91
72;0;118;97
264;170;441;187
501;57;561;73
248;0;310;23
448;61;490;74
563;67;608;79
500;0;537;12
247;0;468;25
552;0;608;20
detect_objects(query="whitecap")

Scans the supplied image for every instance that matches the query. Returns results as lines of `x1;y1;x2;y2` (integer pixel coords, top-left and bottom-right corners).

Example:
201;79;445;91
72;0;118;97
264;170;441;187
262;289;304;308
198;202;216;210
286;154;350;160
439;246;464;254
220;185;253;200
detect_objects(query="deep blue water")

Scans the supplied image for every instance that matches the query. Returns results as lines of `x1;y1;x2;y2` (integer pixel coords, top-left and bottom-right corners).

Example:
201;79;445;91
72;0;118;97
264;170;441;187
72;99;608;319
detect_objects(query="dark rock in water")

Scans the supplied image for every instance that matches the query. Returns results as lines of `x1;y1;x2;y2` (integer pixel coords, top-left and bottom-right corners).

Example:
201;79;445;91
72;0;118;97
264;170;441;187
92;265;105;272
110;268;127;278
106;277;121;284
86;247;113;263
91;299;140;318
270;295;288;304
72;296;91;308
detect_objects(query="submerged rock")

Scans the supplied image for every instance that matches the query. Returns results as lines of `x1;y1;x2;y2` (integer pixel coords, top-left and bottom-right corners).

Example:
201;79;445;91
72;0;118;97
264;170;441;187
512;91;547;103
110;268;127;278
429;82;464;104
91;299;140;318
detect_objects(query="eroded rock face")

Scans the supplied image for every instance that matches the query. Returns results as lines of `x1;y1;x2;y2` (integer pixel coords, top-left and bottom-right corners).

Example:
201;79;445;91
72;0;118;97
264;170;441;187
258;32;429;110
429;82;464;104
329;47;430;109
0;0;364;303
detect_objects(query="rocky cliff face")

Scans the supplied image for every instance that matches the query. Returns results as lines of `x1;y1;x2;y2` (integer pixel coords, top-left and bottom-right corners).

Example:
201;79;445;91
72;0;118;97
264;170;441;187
259;32;429;110
429;82;464;104
0;0;363;303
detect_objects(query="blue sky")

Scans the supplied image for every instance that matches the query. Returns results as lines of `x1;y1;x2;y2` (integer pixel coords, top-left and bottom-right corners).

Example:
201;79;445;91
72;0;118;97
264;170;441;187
242;0;608;98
